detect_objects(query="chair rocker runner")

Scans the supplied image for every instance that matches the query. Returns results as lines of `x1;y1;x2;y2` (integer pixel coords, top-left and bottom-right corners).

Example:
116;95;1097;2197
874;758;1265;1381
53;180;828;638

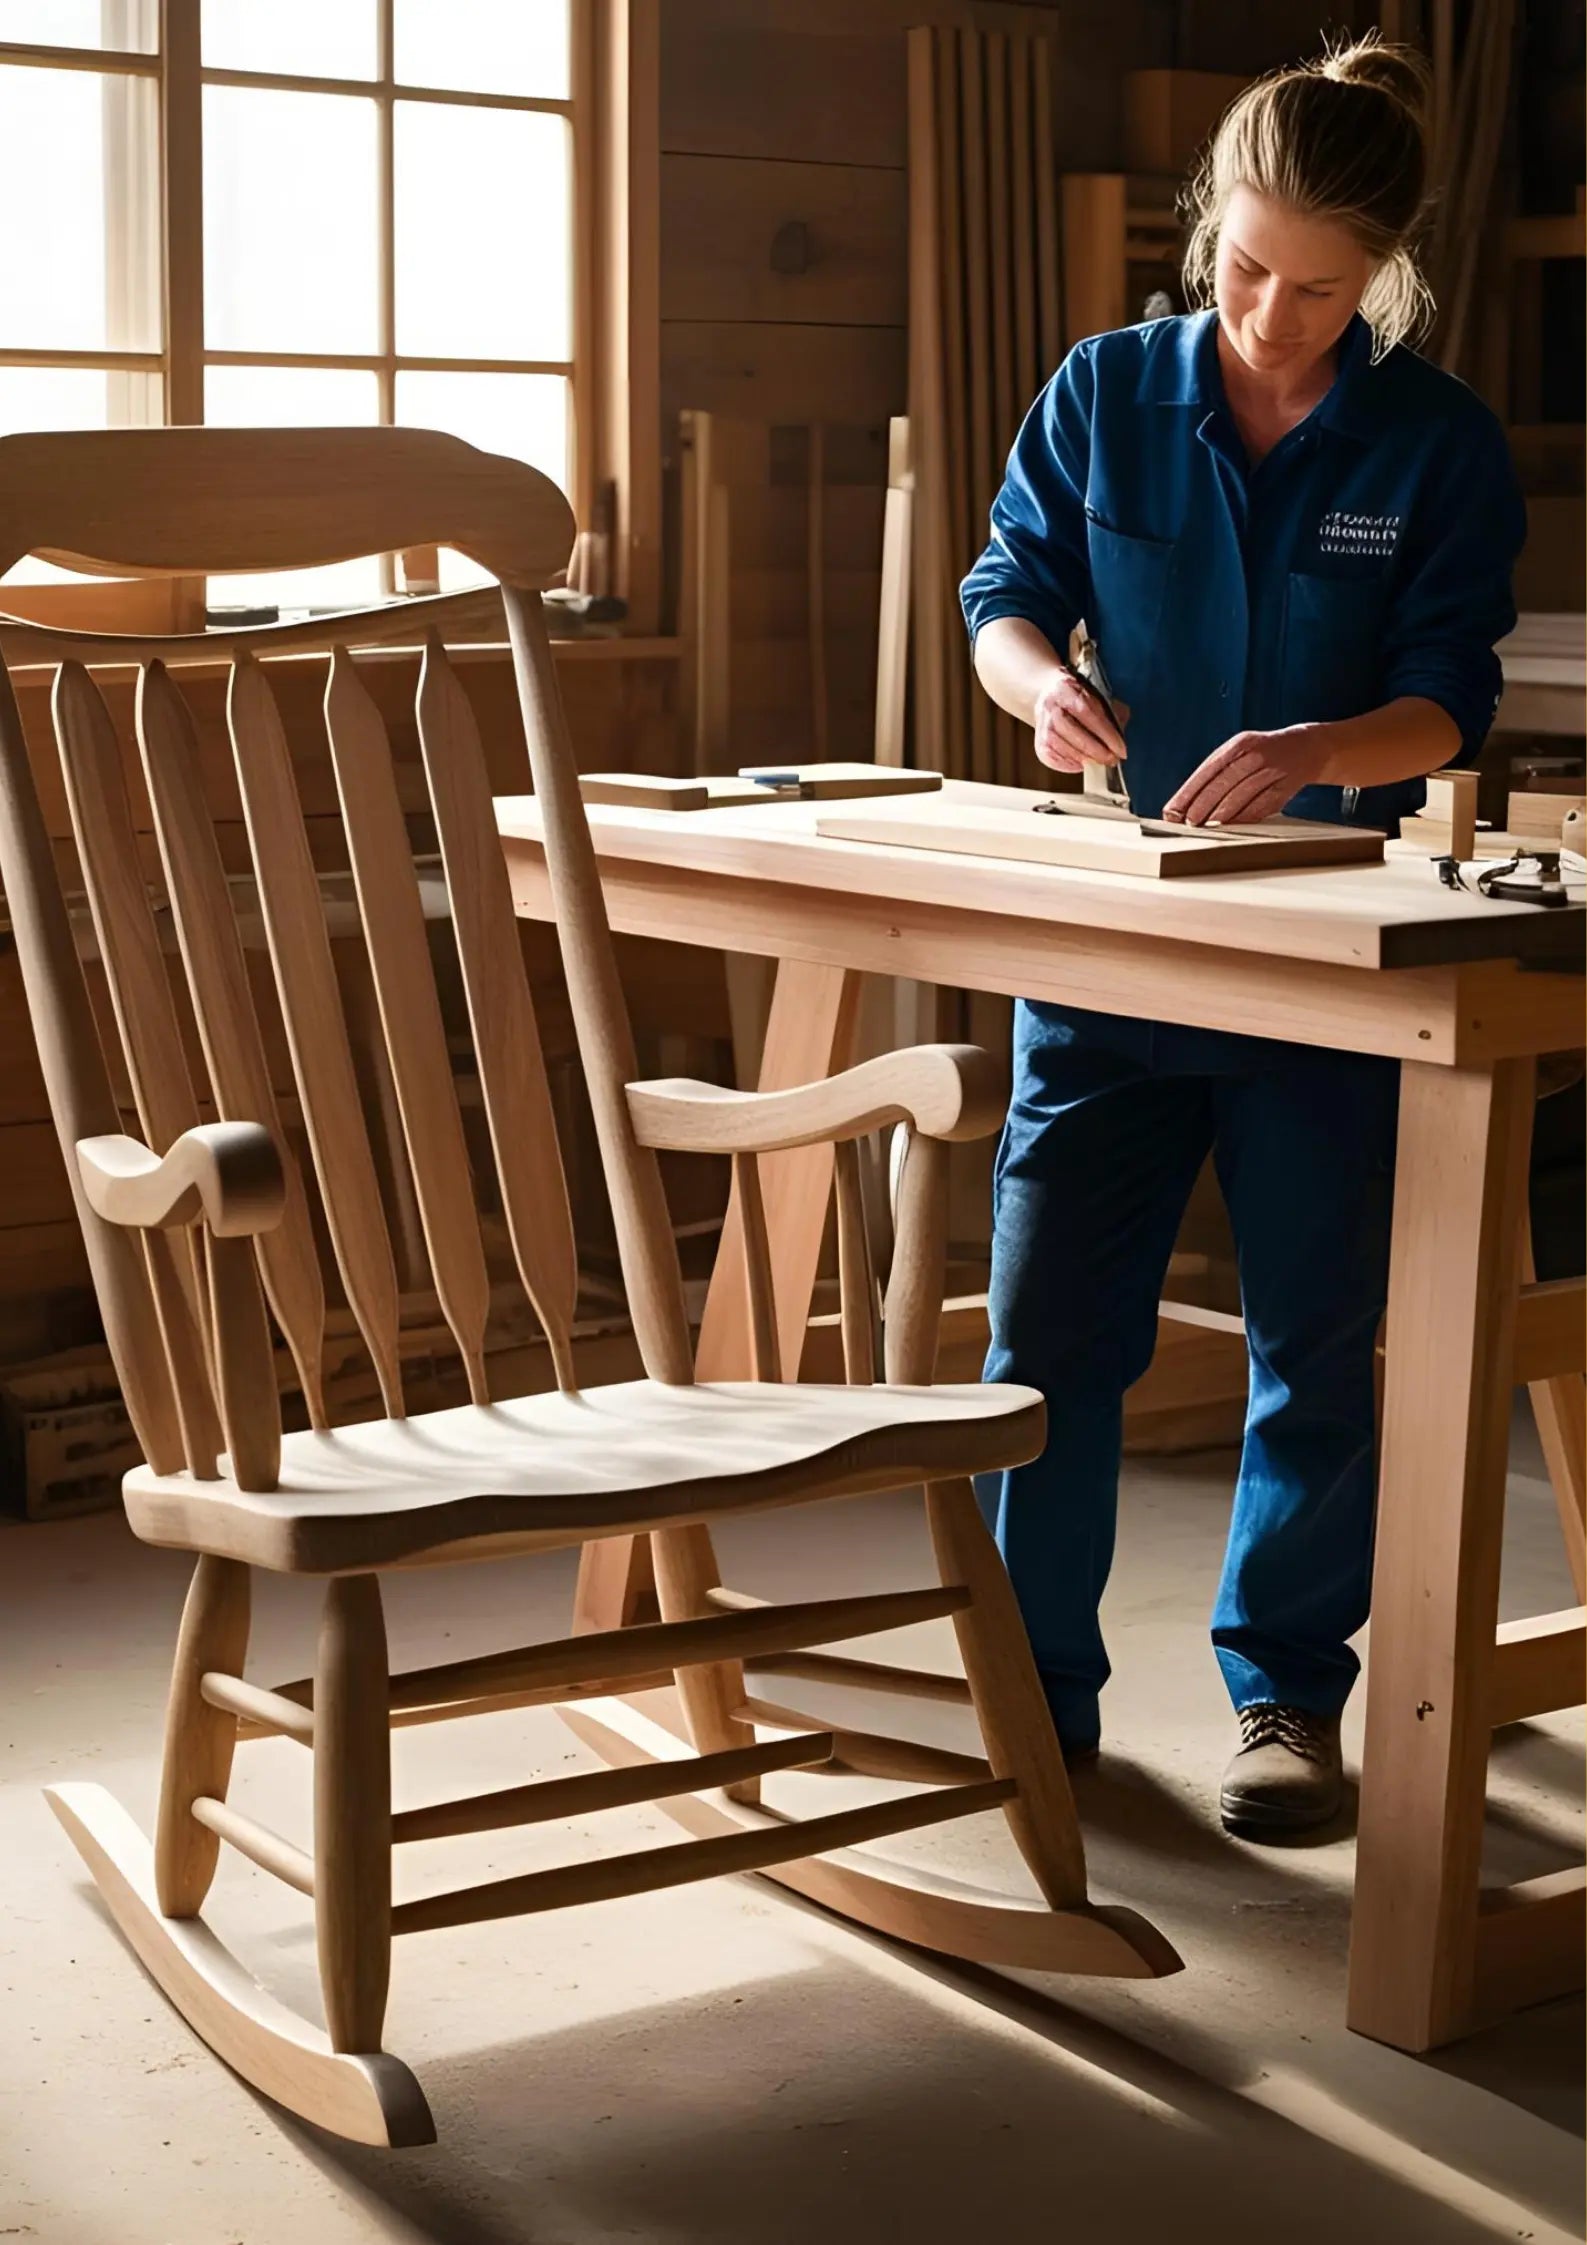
0;426;1180;2151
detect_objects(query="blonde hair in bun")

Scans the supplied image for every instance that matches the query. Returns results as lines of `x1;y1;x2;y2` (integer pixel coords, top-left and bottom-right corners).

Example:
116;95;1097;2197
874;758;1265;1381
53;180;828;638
1181;34;1435;355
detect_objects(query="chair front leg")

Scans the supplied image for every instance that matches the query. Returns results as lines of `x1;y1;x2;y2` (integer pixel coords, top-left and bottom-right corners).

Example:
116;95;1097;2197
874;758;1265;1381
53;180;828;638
155;1554;252;1916
315;1575;392;2053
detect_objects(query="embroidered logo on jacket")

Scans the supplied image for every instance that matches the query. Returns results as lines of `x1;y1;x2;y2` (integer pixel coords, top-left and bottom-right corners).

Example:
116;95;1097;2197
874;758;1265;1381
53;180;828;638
1317;509;1402;560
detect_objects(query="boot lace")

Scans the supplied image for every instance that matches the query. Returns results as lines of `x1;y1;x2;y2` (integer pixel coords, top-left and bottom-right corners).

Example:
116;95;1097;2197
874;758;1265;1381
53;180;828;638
1237;1704;1329;1764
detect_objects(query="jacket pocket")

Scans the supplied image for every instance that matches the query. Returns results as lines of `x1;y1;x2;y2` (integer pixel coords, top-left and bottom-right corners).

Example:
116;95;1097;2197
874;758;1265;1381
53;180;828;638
1282;570;1387;722
1083;519;1176;714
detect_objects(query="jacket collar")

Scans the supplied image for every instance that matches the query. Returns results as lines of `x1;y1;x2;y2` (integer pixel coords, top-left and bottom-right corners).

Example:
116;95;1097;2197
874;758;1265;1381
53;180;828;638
1142;308;1376;442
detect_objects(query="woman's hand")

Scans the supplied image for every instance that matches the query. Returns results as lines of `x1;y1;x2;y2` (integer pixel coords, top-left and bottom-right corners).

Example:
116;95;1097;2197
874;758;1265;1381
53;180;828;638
1033;667;1130;775
1163;722;1331;826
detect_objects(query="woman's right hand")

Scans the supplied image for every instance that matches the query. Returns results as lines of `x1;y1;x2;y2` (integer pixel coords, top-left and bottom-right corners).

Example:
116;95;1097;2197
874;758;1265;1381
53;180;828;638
1032;667;1129;775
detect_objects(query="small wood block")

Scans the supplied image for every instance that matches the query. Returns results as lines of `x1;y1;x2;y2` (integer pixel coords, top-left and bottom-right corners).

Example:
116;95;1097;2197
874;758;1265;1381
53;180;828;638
815;801;1384;878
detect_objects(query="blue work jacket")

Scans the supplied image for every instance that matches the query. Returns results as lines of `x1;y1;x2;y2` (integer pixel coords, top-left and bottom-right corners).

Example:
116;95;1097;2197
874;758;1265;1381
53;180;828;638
961;310;1526;826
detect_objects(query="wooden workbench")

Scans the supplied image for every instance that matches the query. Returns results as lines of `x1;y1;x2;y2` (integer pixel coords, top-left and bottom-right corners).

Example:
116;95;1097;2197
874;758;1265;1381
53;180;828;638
497;776;1585;2052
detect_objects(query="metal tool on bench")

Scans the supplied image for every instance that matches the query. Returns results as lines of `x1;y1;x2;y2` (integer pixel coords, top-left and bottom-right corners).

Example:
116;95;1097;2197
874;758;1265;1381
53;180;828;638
1072;626;1131;809
1434;845;1582;908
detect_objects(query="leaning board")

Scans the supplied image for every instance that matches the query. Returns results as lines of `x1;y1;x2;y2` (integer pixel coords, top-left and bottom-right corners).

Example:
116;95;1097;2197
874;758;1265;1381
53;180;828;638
815;799;1385;878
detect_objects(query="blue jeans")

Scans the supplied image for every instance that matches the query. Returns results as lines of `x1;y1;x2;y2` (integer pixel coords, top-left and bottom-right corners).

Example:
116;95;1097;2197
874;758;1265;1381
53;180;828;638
980;1000;1399;1752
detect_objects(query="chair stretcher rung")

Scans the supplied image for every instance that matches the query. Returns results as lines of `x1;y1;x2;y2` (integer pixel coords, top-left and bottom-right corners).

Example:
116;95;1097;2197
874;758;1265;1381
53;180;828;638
191;1795;315;1895
709;1587;975;1704
391;1728;835;1844
390;1776;1015;1937
202;1671;315;1745
735;1696;992;1786
265;1584;971;1724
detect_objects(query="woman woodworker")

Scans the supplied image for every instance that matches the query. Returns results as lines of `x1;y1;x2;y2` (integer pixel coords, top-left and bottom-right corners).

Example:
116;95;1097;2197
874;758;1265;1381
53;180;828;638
961;37;1525;1837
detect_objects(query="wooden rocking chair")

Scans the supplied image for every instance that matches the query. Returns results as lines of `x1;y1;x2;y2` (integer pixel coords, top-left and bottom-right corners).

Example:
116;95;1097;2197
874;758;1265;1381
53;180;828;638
0;427;1178;2151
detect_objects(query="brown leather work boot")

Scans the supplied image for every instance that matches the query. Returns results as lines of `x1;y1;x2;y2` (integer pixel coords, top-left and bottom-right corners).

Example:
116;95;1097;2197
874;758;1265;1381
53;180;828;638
1219;1704;1343;1838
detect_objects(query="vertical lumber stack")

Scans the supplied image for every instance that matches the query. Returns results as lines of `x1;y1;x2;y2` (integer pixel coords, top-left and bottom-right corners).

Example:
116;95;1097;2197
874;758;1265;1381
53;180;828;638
907;25;1061;787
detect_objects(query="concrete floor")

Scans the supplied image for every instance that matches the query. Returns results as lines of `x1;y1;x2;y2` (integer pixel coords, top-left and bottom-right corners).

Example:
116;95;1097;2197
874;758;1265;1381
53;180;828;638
2;1415;1581;2245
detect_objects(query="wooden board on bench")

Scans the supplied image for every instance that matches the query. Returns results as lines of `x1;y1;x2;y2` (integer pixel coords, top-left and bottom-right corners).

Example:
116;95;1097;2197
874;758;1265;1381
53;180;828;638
815;797;1385;877
580;763;944;812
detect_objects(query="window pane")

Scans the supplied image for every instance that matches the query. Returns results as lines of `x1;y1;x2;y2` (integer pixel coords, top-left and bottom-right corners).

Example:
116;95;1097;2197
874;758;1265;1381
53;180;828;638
1;0;157;51
396;372;568;588
0;366;162;582
201;0;376;79
203;364;383;611
395;105;570;361
204;87;378;352
395;0;568;99
0;66;161;349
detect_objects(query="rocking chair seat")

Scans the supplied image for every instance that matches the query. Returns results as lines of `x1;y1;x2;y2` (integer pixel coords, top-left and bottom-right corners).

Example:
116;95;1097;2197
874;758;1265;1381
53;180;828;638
121;1378;1046;1573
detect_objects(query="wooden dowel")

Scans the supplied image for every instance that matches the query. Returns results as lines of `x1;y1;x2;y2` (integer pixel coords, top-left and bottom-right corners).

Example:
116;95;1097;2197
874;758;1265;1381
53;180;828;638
260;1580;969;1715
733;1150;782;1382
391;1729;835;1845
315;1575;391;2053
203;1670;316;1745
742;1647;974;1707
834;1137;878;1384
391;1777;1016;1936
737;1696;992;1787
190;1796;316;1896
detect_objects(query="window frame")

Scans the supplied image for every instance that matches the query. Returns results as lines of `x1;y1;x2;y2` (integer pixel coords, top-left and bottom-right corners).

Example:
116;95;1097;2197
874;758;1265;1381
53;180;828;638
0;0;638;611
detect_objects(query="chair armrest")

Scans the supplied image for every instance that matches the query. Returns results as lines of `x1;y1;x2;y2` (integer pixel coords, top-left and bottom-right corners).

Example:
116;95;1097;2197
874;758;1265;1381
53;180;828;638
76;1123;286;1238
626;1043;1007;1155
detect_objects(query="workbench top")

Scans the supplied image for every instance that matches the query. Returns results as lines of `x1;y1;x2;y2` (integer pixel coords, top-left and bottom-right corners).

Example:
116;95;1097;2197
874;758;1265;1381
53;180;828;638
497;777;1585;974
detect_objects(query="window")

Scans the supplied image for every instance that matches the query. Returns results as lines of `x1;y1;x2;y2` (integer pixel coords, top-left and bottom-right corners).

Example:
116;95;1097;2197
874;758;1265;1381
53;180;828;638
0;0;578;609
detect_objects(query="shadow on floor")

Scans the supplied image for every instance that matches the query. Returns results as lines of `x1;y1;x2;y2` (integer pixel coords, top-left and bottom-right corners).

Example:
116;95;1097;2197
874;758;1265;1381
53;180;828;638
274;1960;1539;2245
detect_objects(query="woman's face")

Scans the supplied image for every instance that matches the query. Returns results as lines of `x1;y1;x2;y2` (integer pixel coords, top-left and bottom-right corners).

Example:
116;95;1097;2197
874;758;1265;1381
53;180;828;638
1214;184;1373;382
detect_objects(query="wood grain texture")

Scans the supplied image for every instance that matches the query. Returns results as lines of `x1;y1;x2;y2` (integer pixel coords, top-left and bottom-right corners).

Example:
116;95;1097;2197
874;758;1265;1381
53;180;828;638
661;154;907;325
925;1477;1087;1909
46;1783;434;2146
137;661;328;1423
229;652;404;1417
816;801;1385;877
627;1041;1004;1152
314;1575;391;2054
0;664;183;1469
560;1695;1179;1978
154;1556;252;1916
503;585;693;1385
415;636;578;1386
1348;1060;1535;2051
324;648;491;1401
0;427;574;588
662;322;907;426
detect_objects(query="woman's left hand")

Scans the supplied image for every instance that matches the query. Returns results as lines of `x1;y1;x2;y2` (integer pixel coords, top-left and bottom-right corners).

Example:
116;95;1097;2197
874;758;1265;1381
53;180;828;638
1163;723;1332;826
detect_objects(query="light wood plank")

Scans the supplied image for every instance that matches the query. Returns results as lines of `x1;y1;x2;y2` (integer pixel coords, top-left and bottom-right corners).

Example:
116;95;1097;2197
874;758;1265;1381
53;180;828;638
1472;1868;1587;2022
228;652;404;1417
324;647;491;1400
415;637;578;1385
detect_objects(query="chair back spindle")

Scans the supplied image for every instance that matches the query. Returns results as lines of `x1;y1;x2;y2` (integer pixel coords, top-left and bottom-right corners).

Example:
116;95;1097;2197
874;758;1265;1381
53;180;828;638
227;651;406;1419
136;661;328;1424
323;646;491;1402
0;663;184;1471
415;635;578;1388
503;584;694;1386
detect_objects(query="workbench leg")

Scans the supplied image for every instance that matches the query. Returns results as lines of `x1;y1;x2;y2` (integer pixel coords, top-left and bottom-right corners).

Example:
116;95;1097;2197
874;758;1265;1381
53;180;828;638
1524;1234;1587;1602
1347;1058;1536;2052
571;959;865;1634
